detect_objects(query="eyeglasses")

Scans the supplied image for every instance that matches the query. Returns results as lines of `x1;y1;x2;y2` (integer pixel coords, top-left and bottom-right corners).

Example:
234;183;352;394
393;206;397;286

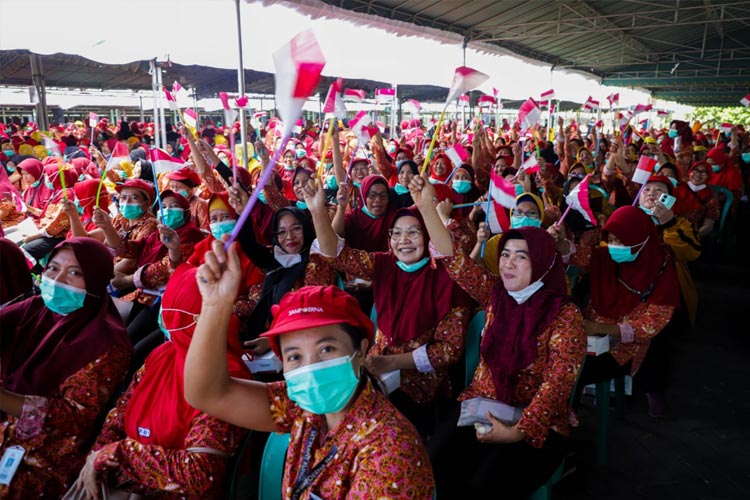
388;227;422;240
513;210;540;219
692;170;708;176
275;224;304;239
367;191;389;201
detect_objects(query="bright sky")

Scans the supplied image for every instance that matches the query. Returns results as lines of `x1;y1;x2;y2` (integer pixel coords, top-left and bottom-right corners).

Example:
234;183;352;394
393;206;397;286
0;0;691;115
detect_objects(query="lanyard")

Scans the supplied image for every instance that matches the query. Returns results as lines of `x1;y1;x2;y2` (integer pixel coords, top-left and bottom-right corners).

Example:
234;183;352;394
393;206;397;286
290;427;338;500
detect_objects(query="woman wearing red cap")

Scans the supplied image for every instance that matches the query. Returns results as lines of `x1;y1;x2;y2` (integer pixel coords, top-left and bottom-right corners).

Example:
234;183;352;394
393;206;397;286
304;180;472;437
184;250;435;499
69;265;250;500
410;175;585;498
166;167;210;230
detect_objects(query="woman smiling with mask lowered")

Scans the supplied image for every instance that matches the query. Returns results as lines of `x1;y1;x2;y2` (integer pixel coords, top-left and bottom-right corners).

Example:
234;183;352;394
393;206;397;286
303;179;471;438
410;175;585;498
333;174;396;252
184;257;435;499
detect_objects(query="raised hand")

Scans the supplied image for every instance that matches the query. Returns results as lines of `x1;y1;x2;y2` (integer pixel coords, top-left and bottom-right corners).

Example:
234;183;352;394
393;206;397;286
195;240;243;307
302;178;326;213
408;175;436;212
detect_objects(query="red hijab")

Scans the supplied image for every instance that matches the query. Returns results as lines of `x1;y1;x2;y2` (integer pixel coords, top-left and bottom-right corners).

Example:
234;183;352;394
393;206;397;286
674;162;715;215
0;238;130;396
123;265;251;449
0;238;33;305
430;152;451;183
71;179;109;235
590;206;680;319
481;227;570;404
44;163;77;203
343;175;396;252
135;190;204;267
17;157;52;212
706;146;743;192
373;208;469;345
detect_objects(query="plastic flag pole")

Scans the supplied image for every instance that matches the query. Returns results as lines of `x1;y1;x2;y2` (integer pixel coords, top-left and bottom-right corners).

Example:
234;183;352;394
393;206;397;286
480;190;492;258
420;108;447;175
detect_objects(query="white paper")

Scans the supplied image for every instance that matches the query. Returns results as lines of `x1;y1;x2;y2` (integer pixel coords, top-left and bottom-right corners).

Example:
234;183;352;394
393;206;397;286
243;351;283;373
378;370;401;395
2;218;39;244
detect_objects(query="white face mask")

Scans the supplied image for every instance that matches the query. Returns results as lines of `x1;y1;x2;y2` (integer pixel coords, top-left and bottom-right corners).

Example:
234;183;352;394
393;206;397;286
274;245;302;268
687;181;705;192
505;254;557;304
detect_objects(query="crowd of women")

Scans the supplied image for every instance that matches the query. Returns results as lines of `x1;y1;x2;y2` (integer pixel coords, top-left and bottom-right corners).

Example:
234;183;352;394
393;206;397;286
0;111;744;499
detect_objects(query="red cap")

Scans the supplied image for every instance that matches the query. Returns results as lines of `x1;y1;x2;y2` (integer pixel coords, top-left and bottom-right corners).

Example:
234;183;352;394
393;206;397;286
167;167;202;187
116;179;155;204
645;175;674;195
260;286;374;357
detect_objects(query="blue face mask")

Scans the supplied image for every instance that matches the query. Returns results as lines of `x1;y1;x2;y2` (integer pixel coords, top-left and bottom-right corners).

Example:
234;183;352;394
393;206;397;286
210;219;236;241
45;179;55;190
119;203;144;220
74;199;84;215
30;179;40;188
742;153;750;163
296;200;308;210
78;174;86;182
668;129;679;138
510;215;542;229
157;306;199;342
285;353;360;415
352;181;362;189
178;189;190;199
5;165;15;174
40;275;86;315
608;237;649;263
514;184;525;196
396;257;429;272
258;189;268;204
711;164;721;173
157;307;171;341
2;150;14;157
295;149;306;159
362;205;380;219
325;175;338;190
393;183;410;195
452;179;472;194
162;208;185;229
668;177;678;187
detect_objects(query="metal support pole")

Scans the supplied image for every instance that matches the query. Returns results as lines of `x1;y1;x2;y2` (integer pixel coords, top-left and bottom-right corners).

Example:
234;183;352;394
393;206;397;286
391;84;398;139
139;95;145;123
149;60;161;149
29;54;49;131
235;0;248;168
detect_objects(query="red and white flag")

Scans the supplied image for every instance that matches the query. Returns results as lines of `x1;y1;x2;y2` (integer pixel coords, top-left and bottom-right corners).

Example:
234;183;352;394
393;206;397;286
489;168;517;210
404;99;421;115
517;98;542;131
492;87;500;98
632;155;657;184
618;110;633;131
477;95;496;108
254;111;269;119
445;66;490;106
606;93;620;107
43;136;61;156
235;96;250;109
458;94;470;106
292;119;304;135
445;143;469;168
720;122;733;134
633;103;652;114
163;87;178;111
172;81;189;103
487;200;510;234
375;87;395;105
540;89;555;103
323;78;347;118
375;120;386;134
106;143;131;170
583;96;600;111
183;108;198;129
219;92;232;110
272;30;326;136
520;155;540;174
150;148;185;174
564;174;597;226
656;110;669;117
349;110;371;135
88;112;98;127
741;94;750;107
343;88;365;103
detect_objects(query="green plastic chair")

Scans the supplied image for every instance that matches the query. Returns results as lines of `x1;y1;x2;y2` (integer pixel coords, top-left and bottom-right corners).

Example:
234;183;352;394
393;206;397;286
708;185;734;240
258;432;291;500
464;310;486;388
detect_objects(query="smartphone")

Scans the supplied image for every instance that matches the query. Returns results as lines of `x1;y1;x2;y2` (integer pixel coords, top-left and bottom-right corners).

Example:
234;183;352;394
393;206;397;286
215;162;250;195
658;192;676;210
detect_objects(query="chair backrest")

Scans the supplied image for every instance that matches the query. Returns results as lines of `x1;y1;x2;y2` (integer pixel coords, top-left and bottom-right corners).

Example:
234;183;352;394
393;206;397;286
258;432;291;500
464;310;486;388
709;184;733;234
227;431;254;500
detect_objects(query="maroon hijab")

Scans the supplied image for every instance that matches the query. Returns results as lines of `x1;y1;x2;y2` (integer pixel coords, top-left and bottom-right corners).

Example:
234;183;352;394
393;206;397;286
344;175;396;251
17;157;52;212
372;208;470;346
0;238;131;396
0;238;33;305
481;227;570;404
590;206;680;319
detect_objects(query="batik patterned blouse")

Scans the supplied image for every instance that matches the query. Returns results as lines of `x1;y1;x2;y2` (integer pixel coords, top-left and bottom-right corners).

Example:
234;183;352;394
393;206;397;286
267;380;435;499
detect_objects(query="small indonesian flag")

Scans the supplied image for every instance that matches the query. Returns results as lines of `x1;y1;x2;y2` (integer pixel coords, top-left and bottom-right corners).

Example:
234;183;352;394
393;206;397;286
375;120;386;134
88;112;98;127
656;110;669;117
458;94;470;106
343;88;365;102
150;147;185;174
219;92;232;110
183;108;198;129
633;103;653;114
493;87;500;98
489;168;517;210
375;87;395;104
477;95;497;108
595;120;603;128
43;136;61;156
540;89;555;102
172;81;189;102
445;66;490;106
254;111;269;119
720;122;733;134
583;96;600;111
517;98;542;131
487;199;510;234
273;30;326;136
520;155;540;174
235;96;250;109
163;87;178;111
323;78;347;118
606;93;620;107
404;99;421;115
445;143;469;168
618;111;633;131
741;94;750;107
564;174;597;226
349;111;372;138
106;143;131;170
293;119;304;135
632;155;657;184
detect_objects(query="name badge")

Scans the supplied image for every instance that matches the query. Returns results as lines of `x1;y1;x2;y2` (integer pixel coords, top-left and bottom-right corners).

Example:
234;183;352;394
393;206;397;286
138;427;151;438
0;446;25;486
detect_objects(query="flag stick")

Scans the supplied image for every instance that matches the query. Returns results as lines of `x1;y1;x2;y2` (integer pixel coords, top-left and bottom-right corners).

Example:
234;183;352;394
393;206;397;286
316;116;335;182
480;190;492;258
225;130;292;250
452;201;483;209
56;157;68;199
632;182;647;206
230;126;237;184
420;108;447;176
556;203;573;227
